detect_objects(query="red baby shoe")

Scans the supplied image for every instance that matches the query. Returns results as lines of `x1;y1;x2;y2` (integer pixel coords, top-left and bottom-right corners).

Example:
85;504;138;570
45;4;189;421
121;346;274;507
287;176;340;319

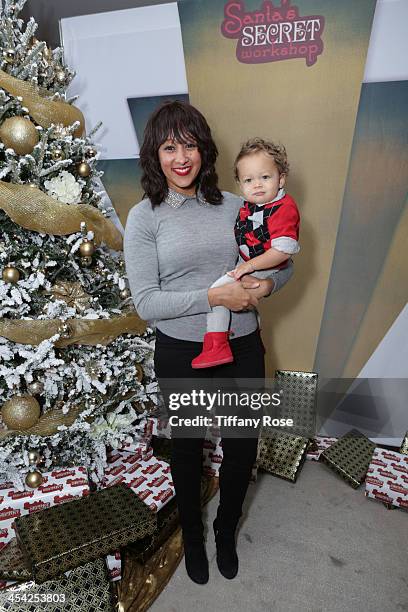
191;332;234;369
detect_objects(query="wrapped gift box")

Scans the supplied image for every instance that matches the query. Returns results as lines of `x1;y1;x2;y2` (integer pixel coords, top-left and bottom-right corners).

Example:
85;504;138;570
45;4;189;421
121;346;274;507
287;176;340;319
128;496;179;564
14;484;156;584
274;370;318;438
105;551;121;582
365;447;408;510
0;537;120;586
400;431;408;456
0;538;30;583
306;436;338;461
106;445;154;473
257;429;309;482
117;418;154;454
0;558;114;611
103;451;175;514
202;426;223;478
148;417;171;439
0;467;89;552
320;429;376;489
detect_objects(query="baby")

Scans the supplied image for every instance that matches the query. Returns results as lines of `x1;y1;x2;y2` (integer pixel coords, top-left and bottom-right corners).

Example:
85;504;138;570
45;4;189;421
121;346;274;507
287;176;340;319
191;137;300;368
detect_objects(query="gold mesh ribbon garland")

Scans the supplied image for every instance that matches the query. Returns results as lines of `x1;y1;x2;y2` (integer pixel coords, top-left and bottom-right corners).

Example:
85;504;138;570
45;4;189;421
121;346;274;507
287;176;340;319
0;69;85;137
0;182;123;250
0;403;84;439
0;312;147;347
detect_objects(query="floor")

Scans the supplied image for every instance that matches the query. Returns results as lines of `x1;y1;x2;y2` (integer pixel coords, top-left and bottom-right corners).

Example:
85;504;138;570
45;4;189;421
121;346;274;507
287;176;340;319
149;460;408;612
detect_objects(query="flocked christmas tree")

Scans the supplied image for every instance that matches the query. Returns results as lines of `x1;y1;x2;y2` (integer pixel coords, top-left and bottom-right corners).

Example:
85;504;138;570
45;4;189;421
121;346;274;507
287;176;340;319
0;0;158;488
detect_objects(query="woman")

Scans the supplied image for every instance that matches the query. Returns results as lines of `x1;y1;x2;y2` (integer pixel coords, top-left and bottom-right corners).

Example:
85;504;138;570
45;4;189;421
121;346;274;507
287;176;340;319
124;101;293;585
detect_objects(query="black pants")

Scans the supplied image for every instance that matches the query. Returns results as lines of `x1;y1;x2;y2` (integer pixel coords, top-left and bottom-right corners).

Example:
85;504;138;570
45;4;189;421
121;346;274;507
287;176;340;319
154;328;265;540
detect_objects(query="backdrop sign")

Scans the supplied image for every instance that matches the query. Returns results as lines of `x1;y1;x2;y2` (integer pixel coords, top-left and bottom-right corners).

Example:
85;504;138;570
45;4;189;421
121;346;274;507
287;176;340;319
220;0;325;66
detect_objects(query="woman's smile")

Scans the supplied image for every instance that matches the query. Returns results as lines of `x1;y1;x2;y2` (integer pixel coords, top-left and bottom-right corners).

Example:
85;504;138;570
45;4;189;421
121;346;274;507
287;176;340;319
158;138;202;196
173;166;192;176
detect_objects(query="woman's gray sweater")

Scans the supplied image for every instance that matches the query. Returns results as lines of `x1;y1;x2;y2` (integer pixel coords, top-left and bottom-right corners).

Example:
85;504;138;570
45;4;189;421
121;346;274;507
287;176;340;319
123;190;292;342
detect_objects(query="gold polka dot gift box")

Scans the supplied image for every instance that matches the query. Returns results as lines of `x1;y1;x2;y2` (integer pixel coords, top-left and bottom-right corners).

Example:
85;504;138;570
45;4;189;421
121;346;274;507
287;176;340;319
0;557;114;612
320;429;376;489
14;484;156;584
257;428;309;483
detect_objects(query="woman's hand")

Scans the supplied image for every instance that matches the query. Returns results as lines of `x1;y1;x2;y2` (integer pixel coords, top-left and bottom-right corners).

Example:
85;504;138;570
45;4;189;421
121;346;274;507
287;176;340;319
208;281;259;311
241;276;274;298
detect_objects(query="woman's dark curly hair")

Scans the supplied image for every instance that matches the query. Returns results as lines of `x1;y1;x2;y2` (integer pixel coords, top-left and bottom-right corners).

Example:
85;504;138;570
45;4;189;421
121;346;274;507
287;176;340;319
139;100;223;207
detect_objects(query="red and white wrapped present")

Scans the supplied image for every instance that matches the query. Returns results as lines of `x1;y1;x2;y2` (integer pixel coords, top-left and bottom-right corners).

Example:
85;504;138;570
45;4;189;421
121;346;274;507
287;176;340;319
147;416;171;439
108;439;152;463
306;436;338;461
103;450;175;513
106;550;121;582
0;580;15;590
0;467;89;589
117;418;154;454
202;426;223;478
365;448;408;510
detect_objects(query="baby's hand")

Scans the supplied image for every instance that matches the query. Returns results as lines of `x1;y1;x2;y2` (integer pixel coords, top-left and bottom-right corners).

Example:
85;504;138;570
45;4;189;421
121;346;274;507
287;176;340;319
227;261;254;280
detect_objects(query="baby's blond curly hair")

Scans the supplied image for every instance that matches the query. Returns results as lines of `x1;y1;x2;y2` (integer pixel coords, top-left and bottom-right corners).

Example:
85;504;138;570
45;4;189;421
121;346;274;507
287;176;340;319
234;137;290;181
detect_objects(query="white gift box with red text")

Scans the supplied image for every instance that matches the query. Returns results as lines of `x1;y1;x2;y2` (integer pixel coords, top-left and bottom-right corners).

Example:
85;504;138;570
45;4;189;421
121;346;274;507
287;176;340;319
105;550;121;582
103;450;174;513
117;418;154;454
306;436;338;461
202;426;223;478
365;448;408;510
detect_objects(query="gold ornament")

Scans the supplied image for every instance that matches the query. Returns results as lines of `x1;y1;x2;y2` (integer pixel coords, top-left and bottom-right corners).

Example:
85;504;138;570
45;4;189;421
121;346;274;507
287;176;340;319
120;288;131;299
1;395;41;430
0;403;85;439
51;147;64;161
77;161;91;177
28;450;40;465
79;239;95;257
3;49;15;64
25;470;43;489
2;266;20;283
27;381;44;395
48;280;91;313
59;322;73;339
0;116;39;155
80;256;93;267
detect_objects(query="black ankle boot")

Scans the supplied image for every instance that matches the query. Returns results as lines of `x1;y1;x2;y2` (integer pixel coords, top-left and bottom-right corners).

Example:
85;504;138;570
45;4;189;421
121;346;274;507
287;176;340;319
183;537;209;584
213;518;239;579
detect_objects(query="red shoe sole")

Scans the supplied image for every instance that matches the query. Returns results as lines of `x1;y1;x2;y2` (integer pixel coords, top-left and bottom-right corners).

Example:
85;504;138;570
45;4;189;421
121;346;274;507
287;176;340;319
191;357;234;369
